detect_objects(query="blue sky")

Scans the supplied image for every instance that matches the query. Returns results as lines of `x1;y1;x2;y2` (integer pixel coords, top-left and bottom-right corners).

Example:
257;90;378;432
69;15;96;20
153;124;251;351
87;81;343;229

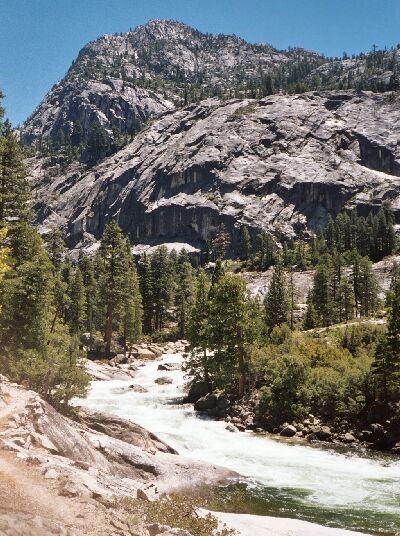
1;0;400;126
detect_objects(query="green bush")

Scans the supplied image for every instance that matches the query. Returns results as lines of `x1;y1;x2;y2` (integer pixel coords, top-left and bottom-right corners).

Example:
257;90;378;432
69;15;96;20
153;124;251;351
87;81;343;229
120;494;235;536
6;325;89;409
255;332;372;423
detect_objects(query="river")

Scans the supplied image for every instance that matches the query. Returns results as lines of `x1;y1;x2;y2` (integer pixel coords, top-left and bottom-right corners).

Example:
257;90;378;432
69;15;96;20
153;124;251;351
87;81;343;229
82;353;400;535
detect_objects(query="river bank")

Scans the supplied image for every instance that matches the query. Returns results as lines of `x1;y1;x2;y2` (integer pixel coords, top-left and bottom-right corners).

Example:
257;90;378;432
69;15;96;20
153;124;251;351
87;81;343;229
83;352;400;536
189;388;400;454
1;351;398;535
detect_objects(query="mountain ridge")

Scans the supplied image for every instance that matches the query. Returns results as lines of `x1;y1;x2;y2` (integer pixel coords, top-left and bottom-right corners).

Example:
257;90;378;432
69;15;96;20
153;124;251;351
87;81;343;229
21;19;400;252
23;18;400;151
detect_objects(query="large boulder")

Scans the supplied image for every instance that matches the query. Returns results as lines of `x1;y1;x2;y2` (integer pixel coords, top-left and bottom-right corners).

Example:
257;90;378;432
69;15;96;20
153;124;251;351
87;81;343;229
280;424;297;437
131;347;161;360
129;384;149;393
194;393;218;412
155;376;173;385
184;381;212;403
76;407;177;454
316;426;332;441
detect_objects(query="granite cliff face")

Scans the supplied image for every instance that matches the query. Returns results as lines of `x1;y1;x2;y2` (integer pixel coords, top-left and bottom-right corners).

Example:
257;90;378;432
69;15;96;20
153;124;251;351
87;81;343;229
21;78;174;148
29;90;400;252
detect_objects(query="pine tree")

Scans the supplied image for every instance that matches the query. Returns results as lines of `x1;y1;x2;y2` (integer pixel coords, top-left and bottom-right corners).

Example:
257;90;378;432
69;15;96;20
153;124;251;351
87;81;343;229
98;221;130;354
208;275;251;397
78;253;96;341
0;223;53;353
46;228;66;273
87;124;109;163
312;255;333;326
0;227;9;294
0;123;30;226
71;120;84;147
121;255;143;354
0;95;88;406
331;250;344;323
357;257;379;317
67;267;86;335
264;258;289;331
186;269;211;382
211;225;230;260
211;257;225;288
150;246;173;332
373;274;400;404
175;257;194;338
138;253;154;334
253;233;276;271
337;275;355;323
239;226;251;261
303;291;318;330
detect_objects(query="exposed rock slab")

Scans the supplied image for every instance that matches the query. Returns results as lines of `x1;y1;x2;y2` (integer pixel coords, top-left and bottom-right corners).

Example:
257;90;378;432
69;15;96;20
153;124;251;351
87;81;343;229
28;91;400;252
75;407;177;454
0;381;236;508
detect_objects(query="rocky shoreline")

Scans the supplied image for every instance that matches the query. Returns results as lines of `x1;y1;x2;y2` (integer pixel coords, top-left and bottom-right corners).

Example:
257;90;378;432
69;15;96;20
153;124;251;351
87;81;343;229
186;385;400;455
89;342;400;455
0;370;236;535
1;345;391;535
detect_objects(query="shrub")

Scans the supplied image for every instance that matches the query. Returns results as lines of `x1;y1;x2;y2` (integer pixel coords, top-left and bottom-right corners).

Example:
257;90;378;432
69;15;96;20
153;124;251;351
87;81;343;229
120;494;235;536
255;332;372;423
6;325;89;409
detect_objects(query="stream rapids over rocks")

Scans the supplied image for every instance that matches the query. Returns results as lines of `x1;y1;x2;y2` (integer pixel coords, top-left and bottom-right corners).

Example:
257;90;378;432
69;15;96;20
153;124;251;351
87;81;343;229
82;353;400;535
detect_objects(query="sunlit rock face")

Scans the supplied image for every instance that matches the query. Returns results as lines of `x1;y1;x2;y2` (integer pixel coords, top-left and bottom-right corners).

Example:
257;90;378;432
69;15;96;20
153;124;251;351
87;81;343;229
20;19;324;149
28;90;400;252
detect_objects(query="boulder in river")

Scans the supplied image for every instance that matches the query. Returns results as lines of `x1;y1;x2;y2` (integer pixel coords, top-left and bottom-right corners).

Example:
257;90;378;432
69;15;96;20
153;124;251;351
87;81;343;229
194;393;218;412
280;424;297;437
132;347;160;360
129;384;149;393
184;381;212;403
158;363;181;371
343;433;357;443
316;426;332;441
155;376;173;385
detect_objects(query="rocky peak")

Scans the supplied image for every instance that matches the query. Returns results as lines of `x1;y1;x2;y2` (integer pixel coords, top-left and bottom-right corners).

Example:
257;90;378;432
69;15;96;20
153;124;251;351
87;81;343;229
21;20;400;154
20;20;324;151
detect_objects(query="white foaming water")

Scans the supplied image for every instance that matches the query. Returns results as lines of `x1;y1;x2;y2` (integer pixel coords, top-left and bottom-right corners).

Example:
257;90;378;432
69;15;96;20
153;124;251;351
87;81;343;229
82;353;400;523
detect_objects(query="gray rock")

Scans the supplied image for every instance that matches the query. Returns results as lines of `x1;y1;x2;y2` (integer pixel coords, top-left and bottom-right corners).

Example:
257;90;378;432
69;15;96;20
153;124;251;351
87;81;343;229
155;376;173;385
343;433;357;443
27;91;400;254
129;384;149;393
20;20;321;150
280;424;297;437
217;396;230;410
194;393;218;412
316;426;332;441
157;363;181;371
137;483;159;502
147;524;193;536
0;382;237;512
76;407;177;454
184;381;212;403
132;347;161;360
